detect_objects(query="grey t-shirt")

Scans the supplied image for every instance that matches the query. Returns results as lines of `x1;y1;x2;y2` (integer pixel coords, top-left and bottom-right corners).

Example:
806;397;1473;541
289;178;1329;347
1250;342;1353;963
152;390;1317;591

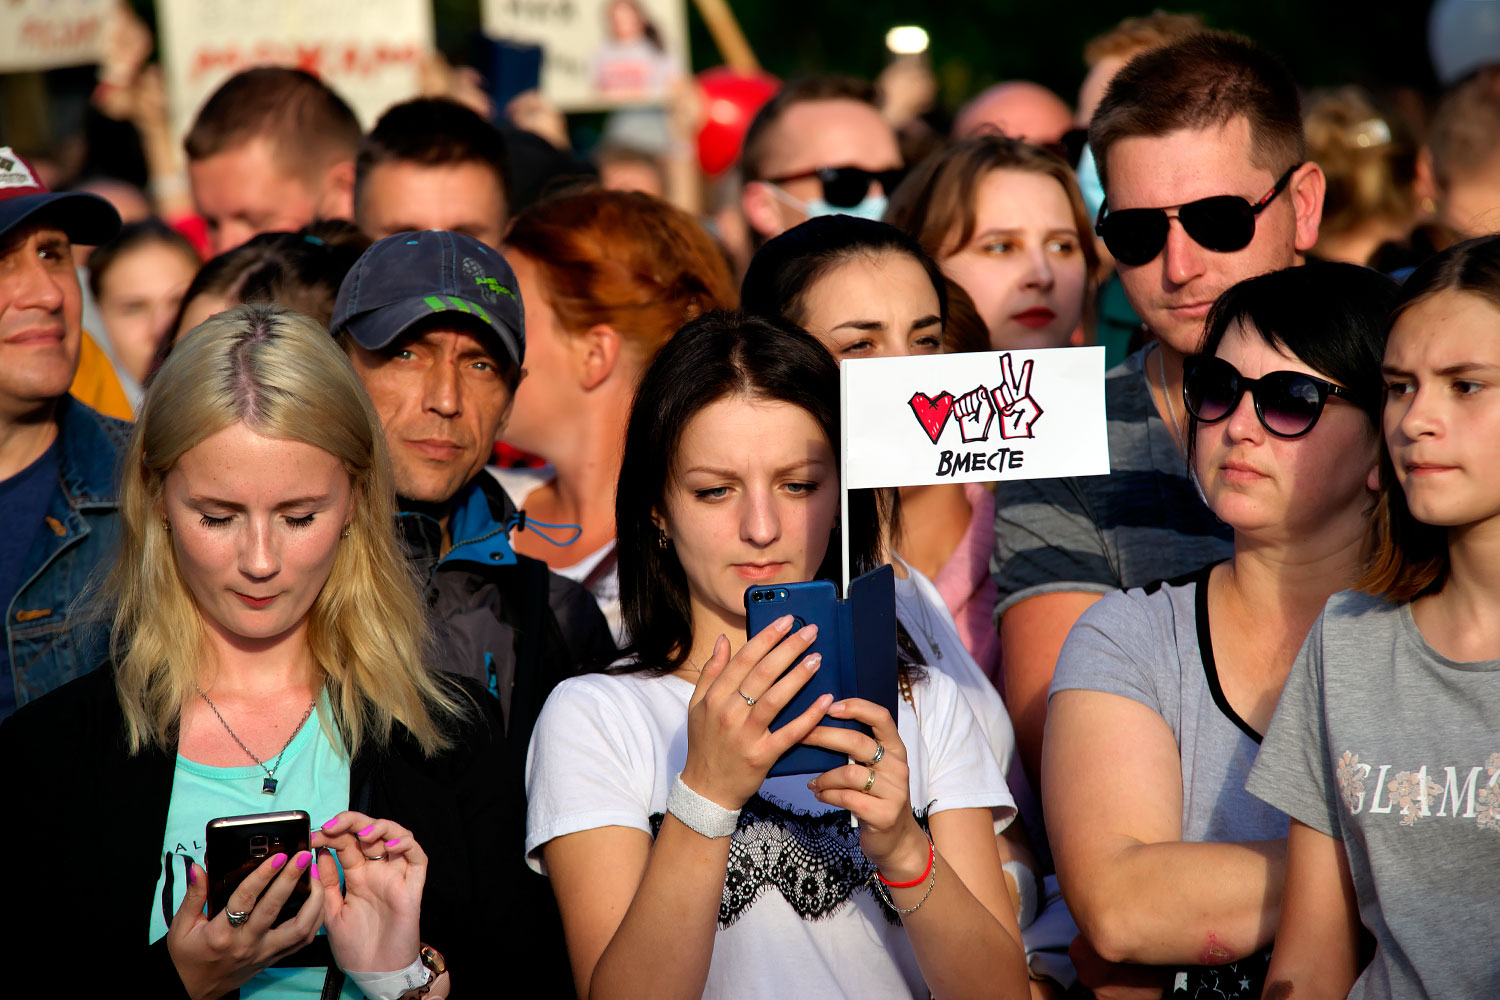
990;346;1233;621
1247;590;1500;999
1052;568;1287;844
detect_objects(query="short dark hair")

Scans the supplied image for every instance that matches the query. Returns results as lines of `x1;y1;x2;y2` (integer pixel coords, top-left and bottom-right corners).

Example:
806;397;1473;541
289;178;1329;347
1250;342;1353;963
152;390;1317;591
170;221;370;344
740;215;948;333
1358;234;1500;601
739;75;879;183
1089;31;1305;193
184;68;361;177
87;220;199;301
1198;261;1397;431
355;98;511;215
614;310;882;674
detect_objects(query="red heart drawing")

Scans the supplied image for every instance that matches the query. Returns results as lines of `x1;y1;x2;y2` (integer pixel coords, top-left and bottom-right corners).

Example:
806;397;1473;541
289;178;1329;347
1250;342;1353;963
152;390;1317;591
908;391;955;443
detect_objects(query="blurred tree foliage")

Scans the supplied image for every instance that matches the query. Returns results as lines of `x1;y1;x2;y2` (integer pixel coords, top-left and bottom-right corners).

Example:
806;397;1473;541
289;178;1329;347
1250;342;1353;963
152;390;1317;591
674;1;1437;111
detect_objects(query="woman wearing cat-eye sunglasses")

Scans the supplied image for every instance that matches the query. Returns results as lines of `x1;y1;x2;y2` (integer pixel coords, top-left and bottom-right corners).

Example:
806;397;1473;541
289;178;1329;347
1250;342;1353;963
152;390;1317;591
1043;262;1396;998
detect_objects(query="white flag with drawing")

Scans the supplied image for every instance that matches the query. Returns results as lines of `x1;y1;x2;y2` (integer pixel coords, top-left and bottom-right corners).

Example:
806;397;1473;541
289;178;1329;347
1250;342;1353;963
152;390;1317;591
840;347;1110;490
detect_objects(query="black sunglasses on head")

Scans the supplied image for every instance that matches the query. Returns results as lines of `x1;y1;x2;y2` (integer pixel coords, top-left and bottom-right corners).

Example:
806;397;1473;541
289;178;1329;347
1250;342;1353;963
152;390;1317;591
764;165;906;208
1183;354;1354;439
1095;164;1301;266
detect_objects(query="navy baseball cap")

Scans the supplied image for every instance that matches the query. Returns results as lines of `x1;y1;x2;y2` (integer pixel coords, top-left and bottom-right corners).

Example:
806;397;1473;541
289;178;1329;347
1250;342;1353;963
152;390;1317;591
0;146;120;245
330;230;524;367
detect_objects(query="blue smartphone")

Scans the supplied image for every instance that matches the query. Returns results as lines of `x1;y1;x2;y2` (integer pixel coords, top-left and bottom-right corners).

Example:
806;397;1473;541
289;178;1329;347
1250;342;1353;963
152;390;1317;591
744;565;898;777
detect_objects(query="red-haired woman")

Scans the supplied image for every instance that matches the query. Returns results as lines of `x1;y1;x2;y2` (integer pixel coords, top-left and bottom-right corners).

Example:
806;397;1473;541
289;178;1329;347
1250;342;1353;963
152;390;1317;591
495;189;737;641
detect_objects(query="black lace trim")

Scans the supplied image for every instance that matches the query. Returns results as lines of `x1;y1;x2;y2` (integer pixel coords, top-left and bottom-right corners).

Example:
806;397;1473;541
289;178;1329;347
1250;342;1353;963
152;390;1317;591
651;791;931;928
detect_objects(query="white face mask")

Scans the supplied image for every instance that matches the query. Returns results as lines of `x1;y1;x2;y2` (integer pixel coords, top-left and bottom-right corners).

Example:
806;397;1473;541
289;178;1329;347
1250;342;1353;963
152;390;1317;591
768;183;890;224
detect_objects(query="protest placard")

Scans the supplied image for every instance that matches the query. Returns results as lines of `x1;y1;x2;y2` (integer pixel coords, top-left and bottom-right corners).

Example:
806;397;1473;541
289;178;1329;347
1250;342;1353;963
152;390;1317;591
840;347;1110;490
481;0;689;111
0;0;108;72
157;0;433;138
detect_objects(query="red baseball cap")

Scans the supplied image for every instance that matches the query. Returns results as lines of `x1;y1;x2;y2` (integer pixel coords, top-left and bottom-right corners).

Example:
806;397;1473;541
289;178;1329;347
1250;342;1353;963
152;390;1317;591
0;146;120;246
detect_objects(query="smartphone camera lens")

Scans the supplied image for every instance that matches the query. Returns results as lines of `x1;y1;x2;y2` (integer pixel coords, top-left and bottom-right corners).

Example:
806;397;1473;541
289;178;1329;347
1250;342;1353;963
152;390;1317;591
250;834;269;857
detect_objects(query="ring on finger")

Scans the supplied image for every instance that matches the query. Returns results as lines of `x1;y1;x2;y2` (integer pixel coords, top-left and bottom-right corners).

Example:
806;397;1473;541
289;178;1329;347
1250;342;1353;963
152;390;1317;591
863;743;885;767
862;768;877;793
226;909;252;927
737;689;756;707
364;853;389;861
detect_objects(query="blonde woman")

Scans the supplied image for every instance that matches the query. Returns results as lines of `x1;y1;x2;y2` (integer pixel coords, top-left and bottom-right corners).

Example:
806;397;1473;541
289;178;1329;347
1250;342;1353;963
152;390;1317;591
0;304;513;997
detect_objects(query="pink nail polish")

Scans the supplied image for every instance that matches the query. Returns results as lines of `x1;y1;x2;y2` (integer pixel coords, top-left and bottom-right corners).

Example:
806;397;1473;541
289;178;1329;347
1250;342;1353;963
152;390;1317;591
358;824;376;836
321;818;338;830
311;862;320;879
187;864;197;885
270;853;288;869
295;851;312;870
385;838;401;847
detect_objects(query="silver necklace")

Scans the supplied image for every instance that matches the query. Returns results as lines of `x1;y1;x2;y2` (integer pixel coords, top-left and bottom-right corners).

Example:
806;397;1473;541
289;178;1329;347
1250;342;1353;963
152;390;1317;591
1153;341;1188;455
195;687;317;795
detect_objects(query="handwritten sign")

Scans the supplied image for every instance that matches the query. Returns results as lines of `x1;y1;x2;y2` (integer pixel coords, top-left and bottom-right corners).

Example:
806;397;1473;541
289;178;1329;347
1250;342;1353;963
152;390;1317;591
158;0;434;138
0;0;107;72
840;347;1110;489
481;0;688;111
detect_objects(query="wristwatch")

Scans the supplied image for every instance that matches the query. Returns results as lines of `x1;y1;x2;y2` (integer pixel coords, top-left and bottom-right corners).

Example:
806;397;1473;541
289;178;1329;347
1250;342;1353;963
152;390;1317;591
396;944;449;1000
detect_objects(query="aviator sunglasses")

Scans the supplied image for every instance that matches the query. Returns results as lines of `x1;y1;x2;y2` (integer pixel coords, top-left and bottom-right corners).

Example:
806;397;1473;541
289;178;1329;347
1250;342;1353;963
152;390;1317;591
1183;355;1354;439
764;165;906;208
1094;163;1301;266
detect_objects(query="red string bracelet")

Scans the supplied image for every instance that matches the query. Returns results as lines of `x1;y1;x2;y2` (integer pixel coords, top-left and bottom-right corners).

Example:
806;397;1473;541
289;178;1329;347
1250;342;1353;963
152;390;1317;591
877;840;934;888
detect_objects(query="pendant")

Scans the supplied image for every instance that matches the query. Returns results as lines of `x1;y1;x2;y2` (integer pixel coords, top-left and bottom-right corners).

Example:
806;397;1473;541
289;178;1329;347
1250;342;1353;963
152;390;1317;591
262;777;278;794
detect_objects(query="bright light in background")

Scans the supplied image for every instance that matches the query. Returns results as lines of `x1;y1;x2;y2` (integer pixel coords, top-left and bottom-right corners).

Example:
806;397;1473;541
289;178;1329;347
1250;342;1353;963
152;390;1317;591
885;26;930;55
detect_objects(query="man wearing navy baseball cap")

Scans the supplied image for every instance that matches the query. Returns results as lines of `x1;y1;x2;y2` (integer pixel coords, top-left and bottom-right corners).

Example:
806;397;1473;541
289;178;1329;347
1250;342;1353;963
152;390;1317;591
332;229;605;992
0;147;126;721
331;230;613;752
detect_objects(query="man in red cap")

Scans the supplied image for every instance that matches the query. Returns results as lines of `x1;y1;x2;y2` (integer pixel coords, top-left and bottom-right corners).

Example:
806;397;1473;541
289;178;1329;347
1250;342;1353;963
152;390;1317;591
0;147;125;721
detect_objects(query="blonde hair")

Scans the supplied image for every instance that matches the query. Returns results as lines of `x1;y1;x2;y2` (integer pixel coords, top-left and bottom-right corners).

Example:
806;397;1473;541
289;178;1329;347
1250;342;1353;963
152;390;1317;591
108;302;462;757
1304;87;1416;237
1083;10;1205;66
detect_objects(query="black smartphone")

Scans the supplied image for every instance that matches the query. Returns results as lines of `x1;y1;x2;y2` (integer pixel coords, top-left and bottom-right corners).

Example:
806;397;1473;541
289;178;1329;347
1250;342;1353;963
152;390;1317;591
205;810;311;926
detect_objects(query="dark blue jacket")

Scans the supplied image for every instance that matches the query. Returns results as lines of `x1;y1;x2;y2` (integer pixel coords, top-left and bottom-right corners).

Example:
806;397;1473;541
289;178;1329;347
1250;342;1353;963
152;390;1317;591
4;395;128;713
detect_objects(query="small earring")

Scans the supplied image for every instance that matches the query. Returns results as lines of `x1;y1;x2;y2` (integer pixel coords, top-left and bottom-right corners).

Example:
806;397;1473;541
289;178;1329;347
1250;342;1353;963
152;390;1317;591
341;524;351;540
161;519;171;533
657;526;670;549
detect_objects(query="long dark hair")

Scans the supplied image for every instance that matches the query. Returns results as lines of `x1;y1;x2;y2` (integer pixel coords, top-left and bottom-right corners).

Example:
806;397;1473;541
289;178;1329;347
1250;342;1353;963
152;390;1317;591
740;215;948;334
614;310;882;674
1358;235;1500;600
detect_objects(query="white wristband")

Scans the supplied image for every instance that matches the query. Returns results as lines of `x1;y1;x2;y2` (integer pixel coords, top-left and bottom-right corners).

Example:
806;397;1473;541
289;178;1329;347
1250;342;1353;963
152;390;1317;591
1002;860;1038;930
346;957;431;1000
667;773;741;838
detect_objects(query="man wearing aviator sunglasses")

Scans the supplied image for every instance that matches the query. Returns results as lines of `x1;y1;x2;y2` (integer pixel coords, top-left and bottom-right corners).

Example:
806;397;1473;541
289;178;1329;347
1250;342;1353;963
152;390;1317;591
989;31;1329;901
740;75;904;243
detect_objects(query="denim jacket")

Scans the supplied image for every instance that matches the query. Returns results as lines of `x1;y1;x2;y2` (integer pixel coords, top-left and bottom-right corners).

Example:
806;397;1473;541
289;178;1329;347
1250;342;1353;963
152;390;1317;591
5;395;128;710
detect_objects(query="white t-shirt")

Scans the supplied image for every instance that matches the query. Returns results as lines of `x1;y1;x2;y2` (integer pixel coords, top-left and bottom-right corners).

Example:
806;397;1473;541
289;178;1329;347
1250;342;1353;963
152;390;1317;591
894;558;1021;784
526;667;1015;999
488;465;624;643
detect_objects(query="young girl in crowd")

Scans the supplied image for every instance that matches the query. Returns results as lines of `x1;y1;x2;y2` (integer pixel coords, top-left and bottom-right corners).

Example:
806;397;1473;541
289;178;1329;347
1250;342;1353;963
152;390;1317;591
88;220;199;383
1043;263;1396;997
885;134;1097;352
0;304;517;996
495;189;736;641
526;312;1029;999
1250;236;1500;997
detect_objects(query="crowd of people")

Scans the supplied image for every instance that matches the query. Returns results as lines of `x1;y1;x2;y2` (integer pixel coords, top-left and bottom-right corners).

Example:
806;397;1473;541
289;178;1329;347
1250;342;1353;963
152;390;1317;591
0;8;1497;1000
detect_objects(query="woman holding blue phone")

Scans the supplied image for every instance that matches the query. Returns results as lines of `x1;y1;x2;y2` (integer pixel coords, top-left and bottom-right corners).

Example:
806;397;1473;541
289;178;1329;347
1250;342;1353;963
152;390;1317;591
1;304;514;997
526;312;1029;999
